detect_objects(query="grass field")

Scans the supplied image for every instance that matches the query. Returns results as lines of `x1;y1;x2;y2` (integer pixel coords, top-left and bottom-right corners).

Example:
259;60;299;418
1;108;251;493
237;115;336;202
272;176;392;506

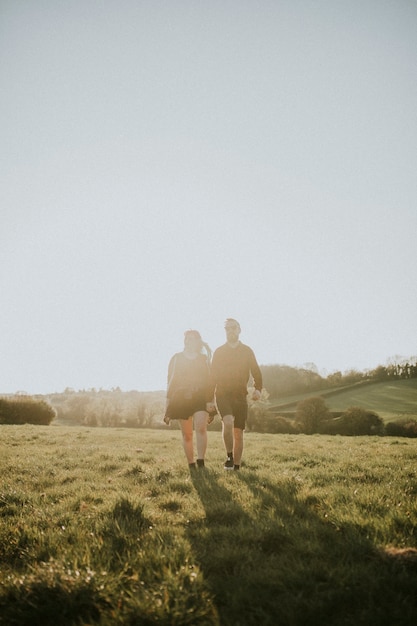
1;425;417;625
324;379;417;418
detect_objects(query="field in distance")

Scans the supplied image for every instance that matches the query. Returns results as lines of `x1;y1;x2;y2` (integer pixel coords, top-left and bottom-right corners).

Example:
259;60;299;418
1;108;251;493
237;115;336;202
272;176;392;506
269;378;417;420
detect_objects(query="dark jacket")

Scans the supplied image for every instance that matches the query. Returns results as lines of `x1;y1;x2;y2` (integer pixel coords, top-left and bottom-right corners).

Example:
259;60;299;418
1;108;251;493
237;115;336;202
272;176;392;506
209;342;262;399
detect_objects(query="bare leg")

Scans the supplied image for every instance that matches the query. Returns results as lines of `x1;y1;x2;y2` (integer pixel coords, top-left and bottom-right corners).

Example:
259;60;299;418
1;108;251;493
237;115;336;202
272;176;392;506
193;411;208;460
179;418;194;464
222;414;234;455
233;427;244;465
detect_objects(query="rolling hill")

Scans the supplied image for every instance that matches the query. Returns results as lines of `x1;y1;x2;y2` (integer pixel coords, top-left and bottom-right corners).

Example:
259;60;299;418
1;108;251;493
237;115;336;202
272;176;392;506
268;378;417;420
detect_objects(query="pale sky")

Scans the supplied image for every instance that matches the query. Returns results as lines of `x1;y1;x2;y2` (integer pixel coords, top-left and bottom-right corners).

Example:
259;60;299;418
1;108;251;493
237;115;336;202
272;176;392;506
1;0;416;395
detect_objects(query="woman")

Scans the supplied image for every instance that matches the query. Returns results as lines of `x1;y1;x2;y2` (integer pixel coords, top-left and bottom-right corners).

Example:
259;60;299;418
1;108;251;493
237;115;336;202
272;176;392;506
164;330;213;471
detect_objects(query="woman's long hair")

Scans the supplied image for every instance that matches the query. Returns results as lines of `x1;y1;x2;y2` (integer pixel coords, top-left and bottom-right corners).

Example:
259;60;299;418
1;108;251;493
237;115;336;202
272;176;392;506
184;330;212;363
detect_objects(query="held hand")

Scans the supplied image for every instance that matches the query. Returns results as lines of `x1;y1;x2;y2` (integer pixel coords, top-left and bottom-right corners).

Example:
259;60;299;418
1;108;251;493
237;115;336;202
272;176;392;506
206;402;216;425
252;390;261;402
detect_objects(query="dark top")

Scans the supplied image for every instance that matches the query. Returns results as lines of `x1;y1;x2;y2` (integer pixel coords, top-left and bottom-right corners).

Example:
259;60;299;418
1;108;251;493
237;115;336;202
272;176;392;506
166;352;211;401
209;342;262;399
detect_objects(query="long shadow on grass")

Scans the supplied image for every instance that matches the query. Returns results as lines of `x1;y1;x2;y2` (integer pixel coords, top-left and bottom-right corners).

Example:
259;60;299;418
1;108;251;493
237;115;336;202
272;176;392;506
189;469;417;626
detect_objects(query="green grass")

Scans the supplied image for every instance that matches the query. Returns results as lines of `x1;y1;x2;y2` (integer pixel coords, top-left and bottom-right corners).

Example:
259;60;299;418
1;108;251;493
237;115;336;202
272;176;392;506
1;425;417;625
270;378;417;419
323;379;417;418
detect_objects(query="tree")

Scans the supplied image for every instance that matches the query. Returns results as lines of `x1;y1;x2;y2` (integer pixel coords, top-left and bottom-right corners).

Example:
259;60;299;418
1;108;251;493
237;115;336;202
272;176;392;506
295;396;329;434
370;366;388;381
327;371;342;387
338;407;383;436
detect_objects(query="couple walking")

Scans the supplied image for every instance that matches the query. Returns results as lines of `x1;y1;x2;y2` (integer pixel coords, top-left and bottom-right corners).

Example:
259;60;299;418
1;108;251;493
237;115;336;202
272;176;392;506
164;318;263;472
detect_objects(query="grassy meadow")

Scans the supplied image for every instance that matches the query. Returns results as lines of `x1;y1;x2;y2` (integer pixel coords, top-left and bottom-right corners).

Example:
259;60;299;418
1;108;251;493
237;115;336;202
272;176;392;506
323;379;417;419
1;425;417;625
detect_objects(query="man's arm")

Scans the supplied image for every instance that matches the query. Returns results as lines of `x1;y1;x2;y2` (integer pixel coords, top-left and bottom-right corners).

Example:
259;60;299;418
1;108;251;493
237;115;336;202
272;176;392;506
249;348;263;392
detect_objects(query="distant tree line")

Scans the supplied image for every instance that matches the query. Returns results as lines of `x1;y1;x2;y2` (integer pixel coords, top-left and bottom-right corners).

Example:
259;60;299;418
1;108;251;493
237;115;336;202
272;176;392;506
2;355;415;429
2;389;415;438
0;389;166;428
49;388;166;428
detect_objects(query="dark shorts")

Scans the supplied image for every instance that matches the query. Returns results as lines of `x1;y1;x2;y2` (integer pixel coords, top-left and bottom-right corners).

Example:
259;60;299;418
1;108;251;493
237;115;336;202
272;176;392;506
215;393;248;430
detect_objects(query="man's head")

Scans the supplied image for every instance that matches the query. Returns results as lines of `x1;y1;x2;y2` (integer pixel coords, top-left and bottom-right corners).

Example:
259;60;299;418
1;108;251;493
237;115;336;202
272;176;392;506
224;318;241;344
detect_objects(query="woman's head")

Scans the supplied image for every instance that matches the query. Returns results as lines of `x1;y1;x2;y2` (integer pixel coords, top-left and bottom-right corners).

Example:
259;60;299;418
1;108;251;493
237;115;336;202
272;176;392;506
183;330;211;360
184;329;203;351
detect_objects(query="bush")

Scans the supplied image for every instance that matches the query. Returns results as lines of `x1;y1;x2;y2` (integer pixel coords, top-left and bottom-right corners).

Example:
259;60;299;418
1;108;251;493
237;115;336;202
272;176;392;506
0;397;56;425
318;417;344;435
246;388;271;432
269;416;298;434
329;407;384;436
295;397;330;434
385;418;417;438
248;411;297;434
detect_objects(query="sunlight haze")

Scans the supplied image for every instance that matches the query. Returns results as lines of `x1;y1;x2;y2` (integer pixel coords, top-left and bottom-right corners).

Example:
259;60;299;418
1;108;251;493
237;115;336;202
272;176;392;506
1;0;416;394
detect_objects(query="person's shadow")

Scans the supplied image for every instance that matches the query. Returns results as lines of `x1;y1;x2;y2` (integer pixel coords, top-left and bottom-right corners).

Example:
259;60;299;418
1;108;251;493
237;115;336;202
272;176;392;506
189;468;417;626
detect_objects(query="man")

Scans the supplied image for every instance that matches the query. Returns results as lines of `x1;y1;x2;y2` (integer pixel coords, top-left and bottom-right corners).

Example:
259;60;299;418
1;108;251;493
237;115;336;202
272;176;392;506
208;318;262;470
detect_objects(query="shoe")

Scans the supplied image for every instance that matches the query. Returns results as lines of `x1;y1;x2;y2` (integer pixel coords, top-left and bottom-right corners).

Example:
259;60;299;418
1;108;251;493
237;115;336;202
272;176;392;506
197;459;205;469
224;456;234;470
